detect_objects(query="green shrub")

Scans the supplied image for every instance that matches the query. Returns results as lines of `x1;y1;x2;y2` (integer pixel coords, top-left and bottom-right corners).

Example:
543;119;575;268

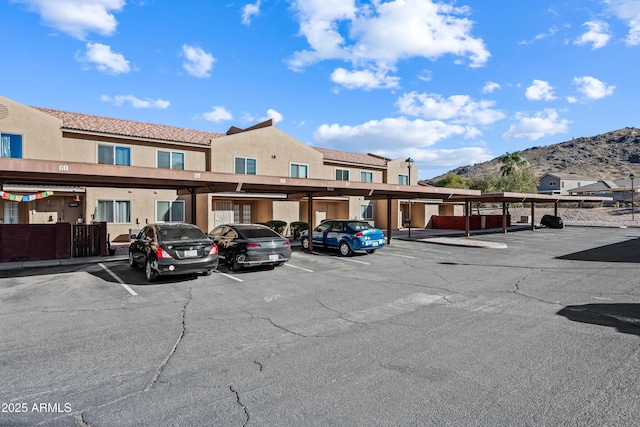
264;220;287;235
289;221;308;240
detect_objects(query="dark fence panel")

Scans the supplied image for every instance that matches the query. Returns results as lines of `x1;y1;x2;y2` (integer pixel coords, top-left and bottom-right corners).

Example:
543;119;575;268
0;223;71;262
72;222;107;257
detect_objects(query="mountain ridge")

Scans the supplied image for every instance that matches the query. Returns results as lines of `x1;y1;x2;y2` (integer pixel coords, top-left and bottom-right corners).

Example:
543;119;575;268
427;127;640;183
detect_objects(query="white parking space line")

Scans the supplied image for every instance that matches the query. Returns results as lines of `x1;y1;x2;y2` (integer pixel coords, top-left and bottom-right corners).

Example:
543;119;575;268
384;253;416;259
214;271;244;282
284;263;314;272
98;263;137;296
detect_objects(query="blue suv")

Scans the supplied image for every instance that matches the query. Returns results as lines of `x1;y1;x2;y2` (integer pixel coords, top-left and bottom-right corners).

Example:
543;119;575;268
301;220;385;256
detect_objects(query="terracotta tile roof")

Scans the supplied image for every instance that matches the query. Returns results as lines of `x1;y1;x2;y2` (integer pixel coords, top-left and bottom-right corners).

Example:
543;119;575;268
33;107;225;146
313;147;389;167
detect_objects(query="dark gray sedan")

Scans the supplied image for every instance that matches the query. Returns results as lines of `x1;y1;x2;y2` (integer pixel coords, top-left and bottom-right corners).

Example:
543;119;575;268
209;224;292;271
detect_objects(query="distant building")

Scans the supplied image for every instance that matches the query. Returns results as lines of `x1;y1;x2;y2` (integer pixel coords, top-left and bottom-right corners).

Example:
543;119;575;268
567;178;638;203
538;173;598;195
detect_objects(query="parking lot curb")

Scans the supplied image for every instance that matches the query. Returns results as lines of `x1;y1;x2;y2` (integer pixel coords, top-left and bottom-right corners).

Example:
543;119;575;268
0;255;128;271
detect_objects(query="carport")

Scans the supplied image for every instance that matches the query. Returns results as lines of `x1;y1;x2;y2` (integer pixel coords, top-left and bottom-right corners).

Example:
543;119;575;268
445;192;612;237
0;158;481;251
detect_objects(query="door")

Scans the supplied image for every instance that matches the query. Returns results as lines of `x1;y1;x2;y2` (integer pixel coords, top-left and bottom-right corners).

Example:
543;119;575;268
3;201;19;224
214;201;234;227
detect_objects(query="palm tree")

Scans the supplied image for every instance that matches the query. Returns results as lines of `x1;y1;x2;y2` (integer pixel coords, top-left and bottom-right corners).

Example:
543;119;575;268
499;152;529;177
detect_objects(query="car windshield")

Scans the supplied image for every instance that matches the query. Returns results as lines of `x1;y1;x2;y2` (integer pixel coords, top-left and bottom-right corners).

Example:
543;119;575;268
157;226;208;242
347;222;373;231
239;227;280;239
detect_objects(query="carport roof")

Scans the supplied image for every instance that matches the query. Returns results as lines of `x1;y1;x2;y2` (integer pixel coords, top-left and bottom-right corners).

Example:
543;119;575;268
0;158;480;200
444;191;612;204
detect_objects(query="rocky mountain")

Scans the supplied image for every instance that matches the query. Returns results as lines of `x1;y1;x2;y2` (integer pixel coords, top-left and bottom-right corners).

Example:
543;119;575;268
427;127;640;183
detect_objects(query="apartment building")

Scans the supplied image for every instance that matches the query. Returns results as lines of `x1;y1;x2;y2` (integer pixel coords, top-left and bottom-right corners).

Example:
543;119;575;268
0;95;432;239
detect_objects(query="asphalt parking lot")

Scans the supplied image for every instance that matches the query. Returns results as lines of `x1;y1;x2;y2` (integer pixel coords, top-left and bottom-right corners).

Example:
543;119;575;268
1;226;639;426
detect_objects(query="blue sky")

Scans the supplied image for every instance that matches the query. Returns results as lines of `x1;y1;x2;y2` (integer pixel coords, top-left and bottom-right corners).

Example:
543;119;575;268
1;0;639;179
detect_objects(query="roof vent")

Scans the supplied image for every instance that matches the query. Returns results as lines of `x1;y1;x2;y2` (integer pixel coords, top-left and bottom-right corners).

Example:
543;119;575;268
0;104;8;120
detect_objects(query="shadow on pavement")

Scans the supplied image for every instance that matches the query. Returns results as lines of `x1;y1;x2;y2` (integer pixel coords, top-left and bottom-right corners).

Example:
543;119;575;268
556;237;640;263
557;303;640;337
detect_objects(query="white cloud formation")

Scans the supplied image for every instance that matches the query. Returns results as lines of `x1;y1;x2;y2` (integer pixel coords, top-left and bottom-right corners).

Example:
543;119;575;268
260;109;284;124
12;0;125;39
376;146;494;170
603;0;640;45
503;109;571;141
100;95;170;109
314;117;479;152
289;0;489;89
203;106;233;122
396;92;505;126
574;21;611;49
330;67;400;90
525;79;557;101
79;43;130;74
182;45;215;78
241;0;261;25
482;81;501;94
572;76;616;99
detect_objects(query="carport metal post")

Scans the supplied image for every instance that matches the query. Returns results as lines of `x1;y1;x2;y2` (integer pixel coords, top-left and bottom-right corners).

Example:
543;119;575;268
386;195;392;245
190;188;197;225
307;192;314;252
502;202;507;233
465;200;470;237
531;202;535;231
554;200;559;217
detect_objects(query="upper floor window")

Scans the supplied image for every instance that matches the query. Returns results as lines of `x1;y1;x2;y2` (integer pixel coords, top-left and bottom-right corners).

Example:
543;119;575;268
360;204;373;219
398;174;409;185
235;157;256;174
291;163;308;178
98;144;130;166
96;200;130;223
336;168;349;181
361;171;373;183
1;133;22;158
158;150;184;170
156;200;185;222
549;181;557;187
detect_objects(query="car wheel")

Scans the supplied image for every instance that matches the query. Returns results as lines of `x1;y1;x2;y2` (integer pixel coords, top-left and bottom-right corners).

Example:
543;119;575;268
301;237;310;250
366;249;376;254
275;262;285;267
145;258;158;282
202;269;213;276
229;253;243;271
339;241;353;257
128;250;137;268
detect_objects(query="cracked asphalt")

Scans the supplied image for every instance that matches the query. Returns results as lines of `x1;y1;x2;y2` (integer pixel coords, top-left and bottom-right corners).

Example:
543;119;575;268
1;226;639;426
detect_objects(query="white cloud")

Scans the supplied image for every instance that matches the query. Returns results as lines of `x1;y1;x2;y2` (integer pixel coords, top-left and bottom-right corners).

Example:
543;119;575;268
525;79;556;101
260;109;283;124
603;0;640;45
396;92;505;125
241;0;261;25
203;106;233;122
482;81;501;94
519;26;558;45
182;45;215;78
79;43;130;74
574;21;611;49
314;117;478;152
100;95;170;109
503;109;571;141
330;67;400;90
572;76;616;99
289;0;489;89
376;146;494;170
13;0;125;39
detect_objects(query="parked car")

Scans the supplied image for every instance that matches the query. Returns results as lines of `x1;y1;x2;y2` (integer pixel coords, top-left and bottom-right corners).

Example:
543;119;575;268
208;224;292;271
540;214;564;229
301;219;385;256
129;223;219;282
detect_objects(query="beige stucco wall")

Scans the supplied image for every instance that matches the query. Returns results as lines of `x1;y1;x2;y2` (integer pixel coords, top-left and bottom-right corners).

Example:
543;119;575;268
386;157;419;185
211;126;329;179
0;96;63;159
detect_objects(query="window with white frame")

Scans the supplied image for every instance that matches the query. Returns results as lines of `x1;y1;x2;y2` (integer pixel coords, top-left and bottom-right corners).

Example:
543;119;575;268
3;201;19;224
335;168;349;181
1;133;22;158
156;201;185;222
96;200;131;223
290;163;308;178
235;157;257;174
98;144;130;166
361;171;373;182
360;204;373;219
157;150;184;170
398;174;409;185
